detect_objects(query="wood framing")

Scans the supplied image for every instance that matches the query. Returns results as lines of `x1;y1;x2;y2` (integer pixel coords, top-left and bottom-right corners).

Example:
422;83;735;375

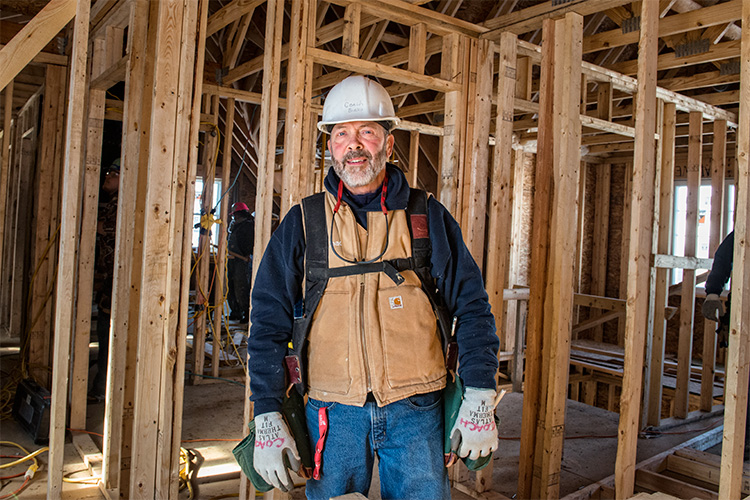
615;0;659;497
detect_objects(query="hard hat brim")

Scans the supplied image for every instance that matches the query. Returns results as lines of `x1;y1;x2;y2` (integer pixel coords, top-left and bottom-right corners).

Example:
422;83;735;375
317;117;401;134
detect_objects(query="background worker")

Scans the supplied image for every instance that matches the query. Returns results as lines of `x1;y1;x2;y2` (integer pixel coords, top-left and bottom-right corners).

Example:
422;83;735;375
227;202;254;323
701;230;745;459
247;75;500;497
90;158;120;401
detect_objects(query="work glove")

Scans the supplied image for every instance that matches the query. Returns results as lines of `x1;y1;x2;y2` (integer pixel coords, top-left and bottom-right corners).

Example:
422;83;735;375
702;293;725;322
253;411;301;492
449;387;499;461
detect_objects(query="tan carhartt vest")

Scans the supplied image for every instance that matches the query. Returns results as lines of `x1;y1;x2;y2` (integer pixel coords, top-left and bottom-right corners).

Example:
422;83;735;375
303;192;447;406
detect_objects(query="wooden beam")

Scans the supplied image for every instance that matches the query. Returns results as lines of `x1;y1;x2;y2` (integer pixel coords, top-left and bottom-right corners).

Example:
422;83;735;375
0;81;12;291
481;0;632;37
674;111;703;419
615;0;659;497
48;1;90;497
584;0;742;54
609;39;741;76
653;254;713;269
206;0;265;36
0;0;76;92
701;118;727;412
308;47;461;93
485;32;516;372
535;13;582;498
648;103;676;427
719;0;750;496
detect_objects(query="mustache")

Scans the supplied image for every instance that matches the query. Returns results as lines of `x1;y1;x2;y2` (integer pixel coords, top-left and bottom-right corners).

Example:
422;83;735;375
342;150;373;162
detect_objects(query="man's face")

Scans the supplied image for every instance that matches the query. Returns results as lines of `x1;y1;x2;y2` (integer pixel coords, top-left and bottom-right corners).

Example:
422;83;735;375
103;169;119;194
328;121;394;194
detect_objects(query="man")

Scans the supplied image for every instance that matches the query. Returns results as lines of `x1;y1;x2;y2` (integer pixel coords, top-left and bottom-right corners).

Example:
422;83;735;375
90;159;120;401
701;230;745;459
227;202;255;322
247;75;499;498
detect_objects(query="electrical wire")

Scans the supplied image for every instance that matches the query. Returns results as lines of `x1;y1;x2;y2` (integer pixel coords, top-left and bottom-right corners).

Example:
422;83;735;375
0;441;46;499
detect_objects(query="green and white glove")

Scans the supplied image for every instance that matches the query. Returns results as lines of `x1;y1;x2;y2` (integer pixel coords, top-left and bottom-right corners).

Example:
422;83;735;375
702;293;725;322
449;387;498;461
253;412;301;492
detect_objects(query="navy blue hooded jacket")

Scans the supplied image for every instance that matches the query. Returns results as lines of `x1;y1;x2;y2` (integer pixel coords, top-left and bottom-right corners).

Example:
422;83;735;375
248;164;499;415
705;230;734;296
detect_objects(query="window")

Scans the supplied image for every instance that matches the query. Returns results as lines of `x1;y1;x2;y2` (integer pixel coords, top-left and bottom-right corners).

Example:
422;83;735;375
192;178;222;249
672;181;735;285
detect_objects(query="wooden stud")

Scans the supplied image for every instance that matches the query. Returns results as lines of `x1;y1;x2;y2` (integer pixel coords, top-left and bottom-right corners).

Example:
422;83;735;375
101;1;152;495
47;0;90;497
615;0;659;496
0;81;13;292
719;0;750;496
518;19;556;497
129;0;198;496
486;32;516;361
462;38;492;268
536;14;582;498
214;97;234;379
281;0;314;216
701;119;727;411
647;101;677;427
70;36;107;432
674;111;703;419
438;33;463;215
408;23;427;74
342;3;361;58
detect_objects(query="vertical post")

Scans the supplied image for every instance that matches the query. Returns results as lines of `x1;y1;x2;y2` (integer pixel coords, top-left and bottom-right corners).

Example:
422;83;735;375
537;14;582;498
70;36;107;431
647;101;676;427
213;97;234;379
462;38;492;268
48;1;90;497
408;130;420;187
675;111;702;419
486;32;516;356
615;0;659;496
519;18;555;498
439;33;463;216
701;119;727;411
0;81;13;287
719;0;750;496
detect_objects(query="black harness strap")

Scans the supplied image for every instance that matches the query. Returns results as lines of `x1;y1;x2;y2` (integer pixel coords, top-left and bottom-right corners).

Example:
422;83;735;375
288;188;452;394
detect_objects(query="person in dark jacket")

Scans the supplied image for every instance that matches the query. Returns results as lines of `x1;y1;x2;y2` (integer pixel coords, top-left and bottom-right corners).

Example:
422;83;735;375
701;230;746;460
227;202;254;322
247;75;500;497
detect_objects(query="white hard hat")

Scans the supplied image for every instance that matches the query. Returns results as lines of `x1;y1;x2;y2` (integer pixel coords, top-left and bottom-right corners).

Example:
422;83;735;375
317;75;401;133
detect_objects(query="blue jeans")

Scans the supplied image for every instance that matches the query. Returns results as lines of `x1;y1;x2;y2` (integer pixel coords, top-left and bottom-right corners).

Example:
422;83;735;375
304;391;449;500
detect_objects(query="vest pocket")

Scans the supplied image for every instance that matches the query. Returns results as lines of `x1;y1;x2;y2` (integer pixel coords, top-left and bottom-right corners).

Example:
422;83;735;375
379;285;445;388
308;290;352;395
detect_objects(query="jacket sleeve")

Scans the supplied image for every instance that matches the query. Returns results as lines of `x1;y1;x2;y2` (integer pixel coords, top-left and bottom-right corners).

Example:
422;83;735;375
427;198;499;390
247;205;305;415
705;231;734;296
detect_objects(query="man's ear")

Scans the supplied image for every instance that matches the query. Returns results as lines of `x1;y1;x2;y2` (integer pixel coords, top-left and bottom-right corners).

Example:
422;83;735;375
386;134;394;157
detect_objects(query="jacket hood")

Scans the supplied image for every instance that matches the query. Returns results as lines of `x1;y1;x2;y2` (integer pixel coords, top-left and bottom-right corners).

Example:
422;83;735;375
324;163;410;211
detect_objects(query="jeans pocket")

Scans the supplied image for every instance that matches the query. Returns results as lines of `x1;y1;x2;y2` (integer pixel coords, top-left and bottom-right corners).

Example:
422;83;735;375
307;397;338;411
405;391;442;410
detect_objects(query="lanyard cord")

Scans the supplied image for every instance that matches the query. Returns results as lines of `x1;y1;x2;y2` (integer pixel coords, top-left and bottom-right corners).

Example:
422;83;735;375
329;176;390;265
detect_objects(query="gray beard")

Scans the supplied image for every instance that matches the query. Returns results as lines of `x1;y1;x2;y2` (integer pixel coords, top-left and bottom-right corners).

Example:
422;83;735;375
332;146;388;188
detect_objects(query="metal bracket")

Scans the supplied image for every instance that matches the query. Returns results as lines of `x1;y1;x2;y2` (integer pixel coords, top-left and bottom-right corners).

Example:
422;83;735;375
621;16;641;34
720;60;741;75
551;0;575;6
675;39;710;58
215;67;228;84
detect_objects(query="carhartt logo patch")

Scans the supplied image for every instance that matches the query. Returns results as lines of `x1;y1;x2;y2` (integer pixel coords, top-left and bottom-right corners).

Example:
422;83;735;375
411;214;428;239
389;296;403;309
